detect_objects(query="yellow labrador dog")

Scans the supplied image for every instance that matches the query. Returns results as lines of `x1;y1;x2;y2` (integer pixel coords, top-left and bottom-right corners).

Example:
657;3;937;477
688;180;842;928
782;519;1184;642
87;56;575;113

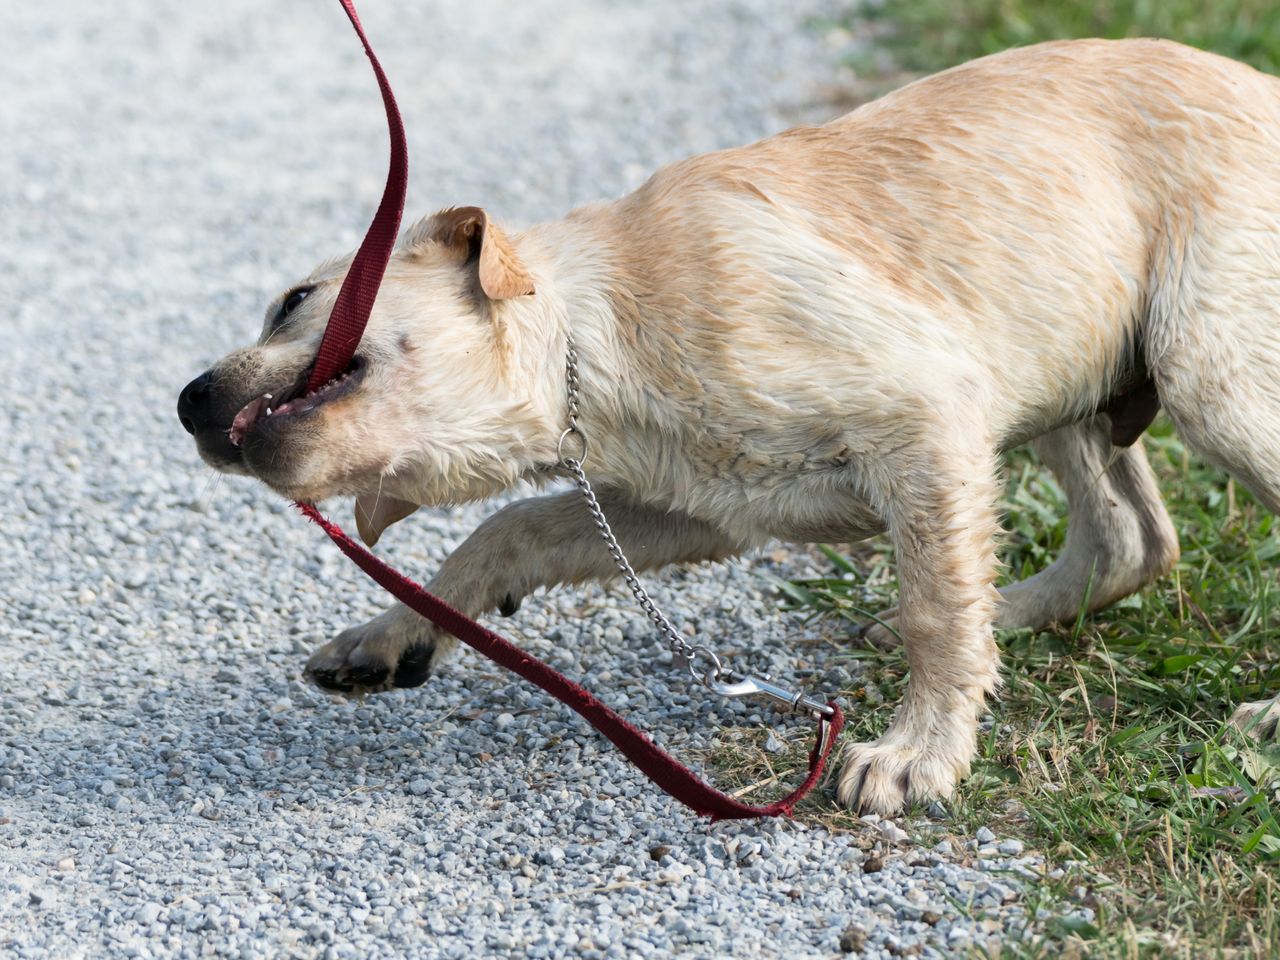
178;39;1280;814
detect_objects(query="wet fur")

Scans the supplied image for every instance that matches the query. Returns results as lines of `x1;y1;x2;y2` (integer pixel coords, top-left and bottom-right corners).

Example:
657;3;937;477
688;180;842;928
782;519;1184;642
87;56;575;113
187;40;1280;814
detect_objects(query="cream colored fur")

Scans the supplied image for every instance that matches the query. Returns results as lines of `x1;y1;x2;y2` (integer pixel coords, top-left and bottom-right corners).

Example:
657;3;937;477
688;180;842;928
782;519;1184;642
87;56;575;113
187;39;1280;814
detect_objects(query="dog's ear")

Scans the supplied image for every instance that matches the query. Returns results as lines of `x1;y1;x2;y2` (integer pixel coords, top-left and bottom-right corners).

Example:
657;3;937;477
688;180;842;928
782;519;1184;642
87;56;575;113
424;206;536;300
354;493;420;547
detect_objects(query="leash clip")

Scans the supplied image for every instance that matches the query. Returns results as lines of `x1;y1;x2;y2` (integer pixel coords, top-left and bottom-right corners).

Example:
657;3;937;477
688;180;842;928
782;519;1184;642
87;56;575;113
703;669;835;720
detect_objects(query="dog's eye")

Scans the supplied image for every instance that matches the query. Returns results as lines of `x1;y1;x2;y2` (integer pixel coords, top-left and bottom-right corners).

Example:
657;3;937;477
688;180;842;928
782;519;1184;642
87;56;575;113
279;287;312;321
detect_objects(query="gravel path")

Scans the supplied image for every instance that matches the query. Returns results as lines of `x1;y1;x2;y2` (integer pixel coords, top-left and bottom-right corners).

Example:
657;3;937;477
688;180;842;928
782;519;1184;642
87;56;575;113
2;2;1065;956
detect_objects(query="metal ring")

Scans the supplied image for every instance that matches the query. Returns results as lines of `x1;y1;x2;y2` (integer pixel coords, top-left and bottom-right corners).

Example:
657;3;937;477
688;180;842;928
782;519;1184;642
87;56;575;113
686;644;724;685
557;426;588;465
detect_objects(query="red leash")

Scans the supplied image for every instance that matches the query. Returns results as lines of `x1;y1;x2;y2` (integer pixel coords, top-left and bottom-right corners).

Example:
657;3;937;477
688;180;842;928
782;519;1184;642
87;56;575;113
300;504;843;821
297;0;844;820
307;0;408;392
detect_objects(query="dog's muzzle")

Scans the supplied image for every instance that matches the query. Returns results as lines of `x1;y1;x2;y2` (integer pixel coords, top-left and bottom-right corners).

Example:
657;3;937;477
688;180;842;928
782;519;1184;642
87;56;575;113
178;368;243;467
177;369;216;437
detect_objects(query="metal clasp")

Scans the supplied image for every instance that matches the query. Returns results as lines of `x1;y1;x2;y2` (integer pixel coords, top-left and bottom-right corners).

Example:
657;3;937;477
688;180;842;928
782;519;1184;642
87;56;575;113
702;669;835;720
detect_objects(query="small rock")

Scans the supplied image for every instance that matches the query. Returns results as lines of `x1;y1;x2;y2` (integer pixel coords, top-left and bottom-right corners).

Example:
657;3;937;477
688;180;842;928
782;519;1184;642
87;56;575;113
975;826;997;844
56;857;75;872
763;731;785;753
998;839;1025;856
408;779;430;796
862;855;884;873
136;902;162;925
921;909;942;925
534;847;565;866
494;713;515;729
878;820;909;844
657;863;692;884
838;924;868;953
649;845;672;862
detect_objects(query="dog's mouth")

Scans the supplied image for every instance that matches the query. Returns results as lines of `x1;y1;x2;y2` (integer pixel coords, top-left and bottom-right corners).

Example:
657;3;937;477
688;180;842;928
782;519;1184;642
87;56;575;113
229;355;367;447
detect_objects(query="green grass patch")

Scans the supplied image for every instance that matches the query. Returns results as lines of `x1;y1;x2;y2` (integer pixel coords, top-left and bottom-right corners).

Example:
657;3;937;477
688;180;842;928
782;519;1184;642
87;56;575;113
841;0;1280;80
710;422;1280;956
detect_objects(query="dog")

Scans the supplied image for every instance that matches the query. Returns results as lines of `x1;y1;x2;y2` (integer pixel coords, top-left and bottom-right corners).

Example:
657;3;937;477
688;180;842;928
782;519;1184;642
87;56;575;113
178;39;1280;815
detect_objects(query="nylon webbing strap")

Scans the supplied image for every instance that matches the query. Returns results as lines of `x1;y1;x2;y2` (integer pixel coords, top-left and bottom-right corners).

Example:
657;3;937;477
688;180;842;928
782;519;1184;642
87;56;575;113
306;0;408;392
300;504;845;821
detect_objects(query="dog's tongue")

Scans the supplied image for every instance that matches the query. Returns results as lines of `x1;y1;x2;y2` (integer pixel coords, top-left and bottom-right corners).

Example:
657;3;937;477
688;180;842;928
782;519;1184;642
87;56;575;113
229;394;270;446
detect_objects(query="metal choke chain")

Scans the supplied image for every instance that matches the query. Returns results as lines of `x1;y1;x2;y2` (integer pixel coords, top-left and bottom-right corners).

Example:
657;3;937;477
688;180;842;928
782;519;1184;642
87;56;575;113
558;337;721;683
556;334;833;719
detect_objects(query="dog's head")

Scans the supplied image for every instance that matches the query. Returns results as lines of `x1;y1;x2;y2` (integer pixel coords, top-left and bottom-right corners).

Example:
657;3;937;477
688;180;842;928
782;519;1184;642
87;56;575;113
178;207;559;539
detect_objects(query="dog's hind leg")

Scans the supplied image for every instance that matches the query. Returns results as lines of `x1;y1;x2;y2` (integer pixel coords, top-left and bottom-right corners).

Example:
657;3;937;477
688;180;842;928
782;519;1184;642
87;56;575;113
997;416;1180;631
1158;364;1280;737
1146;194;1280;739
304;490;749;696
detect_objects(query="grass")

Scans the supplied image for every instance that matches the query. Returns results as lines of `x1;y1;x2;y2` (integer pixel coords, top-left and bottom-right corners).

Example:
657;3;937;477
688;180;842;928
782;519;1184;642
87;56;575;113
833;0;1280;100
848;0;1280;73
705;421;1280;956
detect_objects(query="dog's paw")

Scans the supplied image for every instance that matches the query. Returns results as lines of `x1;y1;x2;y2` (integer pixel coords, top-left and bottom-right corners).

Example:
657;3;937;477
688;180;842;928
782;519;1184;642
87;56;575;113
1228;699;1280;741
304;611;446;696
835;733;969;816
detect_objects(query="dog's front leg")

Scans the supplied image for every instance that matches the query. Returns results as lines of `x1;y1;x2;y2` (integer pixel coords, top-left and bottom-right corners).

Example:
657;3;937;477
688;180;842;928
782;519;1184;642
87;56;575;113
304;489;746;695
837;442;1002;815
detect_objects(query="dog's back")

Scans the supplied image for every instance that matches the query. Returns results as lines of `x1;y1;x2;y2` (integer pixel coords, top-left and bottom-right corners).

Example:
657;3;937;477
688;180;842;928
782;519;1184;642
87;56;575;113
592;39;1280;448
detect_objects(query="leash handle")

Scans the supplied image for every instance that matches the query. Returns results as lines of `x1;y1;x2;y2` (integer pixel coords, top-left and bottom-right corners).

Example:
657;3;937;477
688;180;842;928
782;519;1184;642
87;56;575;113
299;504;844;821
308;0;409;392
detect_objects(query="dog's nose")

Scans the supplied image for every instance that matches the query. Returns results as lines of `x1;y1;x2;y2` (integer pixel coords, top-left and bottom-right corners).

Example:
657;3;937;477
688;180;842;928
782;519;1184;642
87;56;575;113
177;370;216;435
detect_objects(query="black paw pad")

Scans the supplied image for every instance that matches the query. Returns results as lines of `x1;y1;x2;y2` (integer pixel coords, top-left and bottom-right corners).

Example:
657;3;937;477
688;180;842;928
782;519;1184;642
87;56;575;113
308;669;354;694
498;593;521;617
347;663;390;689
392;644;435;689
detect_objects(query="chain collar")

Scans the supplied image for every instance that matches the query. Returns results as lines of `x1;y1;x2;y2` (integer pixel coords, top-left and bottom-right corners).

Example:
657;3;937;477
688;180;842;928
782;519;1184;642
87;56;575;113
556;333;833;719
